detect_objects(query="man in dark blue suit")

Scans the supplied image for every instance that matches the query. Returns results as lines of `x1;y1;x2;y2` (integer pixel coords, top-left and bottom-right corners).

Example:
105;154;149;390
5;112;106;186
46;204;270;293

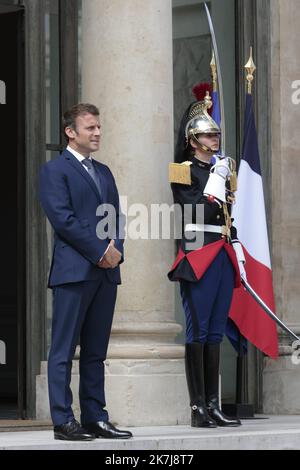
40;103;132;441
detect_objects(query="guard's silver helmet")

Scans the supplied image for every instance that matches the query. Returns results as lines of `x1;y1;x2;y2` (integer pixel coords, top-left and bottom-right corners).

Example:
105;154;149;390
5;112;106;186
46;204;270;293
185;91;221;141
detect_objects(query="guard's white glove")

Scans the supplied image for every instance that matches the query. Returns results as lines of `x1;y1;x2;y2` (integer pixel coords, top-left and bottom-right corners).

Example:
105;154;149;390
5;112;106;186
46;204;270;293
232;240;247;281
212;157;232;179
203;157;233;203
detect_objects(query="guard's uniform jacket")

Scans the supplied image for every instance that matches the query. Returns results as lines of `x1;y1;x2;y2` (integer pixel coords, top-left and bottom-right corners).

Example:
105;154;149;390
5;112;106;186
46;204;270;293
168;155;240;287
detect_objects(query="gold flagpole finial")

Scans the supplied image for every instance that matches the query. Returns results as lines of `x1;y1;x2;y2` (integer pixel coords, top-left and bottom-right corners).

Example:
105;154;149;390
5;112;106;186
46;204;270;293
210;50;217;92
244;47;256;94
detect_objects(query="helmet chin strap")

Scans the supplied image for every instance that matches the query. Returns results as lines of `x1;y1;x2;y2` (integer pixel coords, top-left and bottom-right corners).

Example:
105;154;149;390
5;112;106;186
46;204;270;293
192;136;219;155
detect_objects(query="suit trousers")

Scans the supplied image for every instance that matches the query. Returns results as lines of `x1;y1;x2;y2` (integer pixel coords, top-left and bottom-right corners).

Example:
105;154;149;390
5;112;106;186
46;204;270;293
48;272;117;426
180;248;235;344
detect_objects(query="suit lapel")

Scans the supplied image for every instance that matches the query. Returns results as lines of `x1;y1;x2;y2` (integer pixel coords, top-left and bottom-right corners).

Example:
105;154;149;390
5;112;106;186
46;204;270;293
63;149;102;202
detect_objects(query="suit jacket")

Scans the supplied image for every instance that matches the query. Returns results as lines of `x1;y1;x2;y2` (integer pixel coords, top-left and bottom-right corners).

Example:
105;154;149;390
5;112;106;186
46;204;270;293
39;149;124;287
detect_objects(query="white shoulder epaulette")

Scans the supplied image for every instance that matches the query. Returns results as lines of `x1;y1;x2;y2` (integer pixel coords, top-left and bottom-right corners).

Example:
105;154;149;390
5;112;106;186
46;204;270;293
169;161;192;185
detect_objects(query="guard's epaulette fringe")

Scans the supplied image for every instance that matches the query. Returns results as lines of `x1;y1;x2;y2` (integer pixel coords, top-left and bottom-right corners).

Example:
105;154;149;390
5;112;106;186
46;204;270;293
169;161;192;185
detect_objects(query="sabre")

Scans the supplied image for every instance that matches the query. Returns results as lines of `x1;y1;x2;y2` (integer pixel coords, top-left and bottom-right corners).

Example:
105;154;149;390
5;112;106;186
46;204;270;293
204;2;226;155
241;277;300;343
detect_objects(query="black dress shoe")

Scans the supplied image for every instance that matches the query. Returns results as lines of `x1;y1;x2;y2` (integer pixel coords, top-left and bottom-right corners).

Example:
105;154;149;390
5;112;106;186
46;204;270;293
84;421;133;439
54;420;96;441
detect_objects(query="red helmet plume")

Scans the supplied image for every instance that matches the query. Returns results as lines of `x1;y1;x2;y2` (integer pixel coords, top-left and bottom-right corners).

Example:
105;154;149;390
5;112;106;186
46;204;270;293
192;82;213;115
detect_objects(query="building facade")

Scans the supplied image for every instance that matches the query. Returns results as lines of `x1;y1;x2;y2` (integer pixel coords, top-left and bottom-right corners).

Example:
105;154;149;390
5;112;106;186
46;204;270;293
0;0;299;423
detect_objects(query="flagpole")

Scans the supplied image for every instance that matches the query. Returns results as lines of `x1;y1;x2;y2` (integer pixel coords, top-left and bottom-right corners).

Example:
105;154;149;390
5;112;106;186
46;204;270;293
237;48;257;412
226;48;258;419
210;50;217;93
245;47;256;95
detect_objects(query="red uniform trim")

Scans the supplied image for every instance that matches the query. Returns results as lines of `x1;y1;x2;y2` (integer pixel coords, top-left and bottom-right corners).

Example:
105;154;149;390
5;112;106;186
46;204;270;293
169;246;185;272
169;239;241;288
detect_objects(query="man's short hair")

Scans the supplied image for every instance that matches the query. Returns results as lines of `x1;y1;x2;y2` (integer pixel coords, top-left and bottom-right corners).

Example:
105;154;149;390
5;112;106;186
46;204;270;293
62;103;100;138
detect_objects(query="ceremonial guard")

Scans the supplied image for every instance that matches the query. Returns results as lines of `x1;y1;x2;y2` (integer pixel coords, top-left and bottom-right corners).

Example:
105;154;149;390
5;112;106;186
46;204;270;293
168;85;245;428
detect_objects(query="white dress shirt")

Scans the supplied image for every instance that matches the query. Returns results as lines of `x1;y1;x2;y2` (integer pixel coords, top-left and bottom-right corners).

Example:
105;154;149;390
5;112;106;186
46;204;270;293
67;145;92;171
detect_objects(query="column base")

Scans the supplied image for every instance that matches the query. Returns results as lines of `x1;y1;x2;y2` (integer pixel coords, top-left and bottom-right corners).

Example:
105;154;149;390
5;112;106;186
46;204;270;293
105;358;189;426
263;354;300;414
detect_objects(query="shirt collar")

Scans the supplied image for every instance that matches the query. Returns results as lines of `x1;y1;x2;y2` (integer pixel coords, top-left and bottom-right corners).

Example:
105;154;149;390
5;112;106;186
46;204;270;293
67;145;91;163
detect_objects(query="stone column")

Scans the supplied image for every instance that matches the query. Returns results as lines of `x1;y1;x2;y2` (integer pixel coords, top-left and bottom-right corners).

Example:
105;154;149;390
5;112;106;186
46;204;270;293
263;0;300;414
81;0;188;426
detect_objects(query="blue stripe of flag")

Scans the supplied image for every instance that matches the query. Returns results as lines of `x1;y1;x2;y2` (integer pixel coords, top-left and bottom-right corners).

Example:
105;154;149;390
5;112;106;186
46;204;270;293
212;90;221;127
242;94;262;175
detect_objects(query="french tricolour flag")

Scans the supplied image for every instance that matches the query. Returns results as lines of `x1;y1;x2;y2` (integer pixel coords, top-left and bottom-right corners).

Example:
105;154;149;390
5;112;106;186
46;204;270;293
228;94;278;359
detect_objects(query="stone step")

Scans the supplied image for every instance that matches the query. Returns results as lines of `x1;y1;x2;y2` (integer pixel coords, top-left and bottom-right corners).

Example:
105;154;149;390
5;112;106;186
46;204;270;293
0;416;300;450
0;419;52;432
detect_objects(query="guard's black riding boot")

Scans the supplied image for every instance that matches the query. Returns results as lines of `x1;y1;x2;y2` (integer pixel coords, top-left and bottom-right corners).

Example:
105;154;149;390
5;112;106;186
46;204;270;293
204;343;241;427
185;343;217;428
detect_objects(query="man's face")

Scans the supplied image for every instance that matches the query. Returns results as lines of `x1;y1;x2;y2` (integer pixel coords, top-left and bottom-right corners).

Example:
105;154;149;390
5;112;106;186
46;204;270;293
198;133;220;152
66;112;101;156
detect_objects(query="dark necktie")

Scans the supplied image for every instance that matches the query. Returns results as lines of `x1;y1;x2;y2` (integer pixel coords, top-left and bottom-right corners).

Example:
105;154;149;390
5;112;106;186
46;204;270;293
82;158;102;197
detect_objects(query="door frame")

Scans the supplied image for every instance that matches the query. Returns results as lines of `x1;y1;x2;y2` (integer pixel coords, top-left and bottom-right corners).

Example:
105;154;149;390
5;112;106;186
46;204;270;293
16;5;26;420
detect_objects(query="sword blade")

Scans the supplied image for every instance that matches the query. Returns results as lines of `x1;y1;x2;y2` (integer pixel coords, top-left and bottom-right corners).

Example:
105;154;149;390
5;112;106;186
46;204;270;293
204;2;226;155
241;278;300;342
